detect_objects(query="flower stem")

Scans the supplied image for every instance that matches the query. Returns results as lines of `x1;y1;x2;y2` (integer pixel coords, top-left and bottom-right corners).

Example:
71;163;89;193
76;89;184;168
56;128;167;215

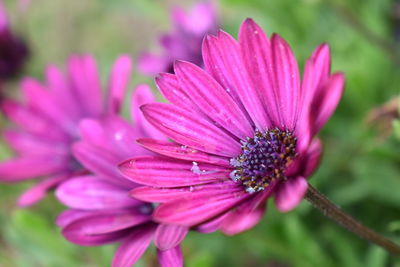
305;183;400;255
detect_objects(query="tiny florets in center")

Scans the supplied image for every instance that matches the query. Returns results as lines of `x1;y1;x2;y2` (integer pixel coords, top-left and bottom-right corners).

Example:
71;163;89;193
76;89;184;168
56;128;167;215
229;128;297;194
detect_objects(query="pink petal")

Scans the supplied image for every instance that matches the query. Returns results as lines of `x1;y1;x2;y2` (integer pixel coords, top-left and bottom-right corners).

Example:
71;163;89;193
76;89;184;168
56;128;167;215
269;34;301;128
130;182;236;203
155;73;195;111
45;65;81;120
137;138;229;166
0;156;67;182
220;198;266;235
303;139;322;177
62;210;151;245
56;210;93;227
111;224;156;267
73;142;135;188
106;55;132;114
55;176;141;210
18;175;67;207
155;224;188;251
119;156;229;187
81;55;103;116
157;246;183;267
2;100;68;141
138;52;169;76
312;73;345;134
131;84;164;140
67;55;102;117
239;19;282;126
21;78;76;134
141;103;241;157
195;212;230;233
3;130;68;157
203;30;270;130
275;176;308;212
174;60;254;139
154;185;249;226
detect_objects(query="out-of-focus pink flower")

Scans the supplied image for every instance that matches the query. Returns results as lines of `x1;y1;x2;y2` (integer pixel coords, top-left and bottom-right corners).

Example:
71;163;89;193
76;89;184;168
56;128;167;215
138;1;218;76
0;1;29;81
0;55;132;207
120;19;345;235
56;85;185;267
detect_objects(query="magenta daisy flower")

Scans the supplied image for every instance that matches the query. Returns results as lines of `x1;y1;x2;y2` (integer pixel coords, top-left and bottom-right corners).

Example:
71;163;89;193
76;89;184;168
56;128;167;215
120;19;345;235
0;1;29;81
0;54;132;207
138;1;218;75
56;86;185;267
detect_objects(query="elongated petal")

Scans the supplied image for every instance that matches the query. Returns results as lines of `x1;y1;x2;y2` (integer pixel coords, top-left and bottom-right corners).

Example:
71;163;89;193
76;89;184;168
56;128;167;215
155;224;188;251
203;31;270;130
155;73;193;111
174;60;253;139
130;181;236;203
73;142;135;188
239;19;282;125
195;212;229;233
137;138;229;166
220;199;266;235
154;186;249;226
62;211;151;245
275;176;308;212
119;156;229;187
55;176;141;210
157;246;183;267
67;56;102;117
141;103;241;157
312;73;345;134
106;55;132;114
112;224;156;267
18;175;67;207
131;84;165;140
57;210;93;227
303;139;322;177
0;157;67;182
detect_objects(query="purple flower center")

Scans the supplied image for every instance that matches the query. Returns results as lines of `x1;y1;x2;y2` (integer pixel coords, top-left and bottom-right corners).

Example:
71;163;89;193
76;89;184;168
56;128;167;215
229;128;297;194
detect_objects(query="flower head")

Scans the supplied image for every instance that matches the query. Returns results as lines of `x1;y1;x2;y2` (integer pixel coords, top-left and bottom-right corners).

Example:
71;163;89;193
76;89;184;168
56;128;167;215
56;86;185;267
138;1;218;75
120;19;345;235
0;1;29;81
0;55;132;207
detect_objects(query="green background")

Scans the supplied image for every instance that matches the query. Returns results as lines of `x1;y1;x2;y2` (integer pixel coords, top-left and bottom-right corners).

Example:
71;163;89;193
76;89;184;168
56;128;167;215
1;0;400;266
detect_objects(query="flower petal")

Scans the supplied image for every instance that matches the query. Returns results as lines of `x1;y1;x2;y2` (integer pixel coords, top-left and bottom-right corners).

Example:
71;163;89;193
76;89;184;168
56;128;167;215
137;138;229;166
106;55;132;114
203;30;270;130
62;210;151;245
55;176;141;210
111;224;156;267
275;176;308;212
18;175;67;207
312;73;345;134
0;156;67;182
174;60;253;139
138;52;169;76
155;72;203;116
141;103;241;157
155;224;188;251
154;185;248;226
119;156;229;187
157;246;183;267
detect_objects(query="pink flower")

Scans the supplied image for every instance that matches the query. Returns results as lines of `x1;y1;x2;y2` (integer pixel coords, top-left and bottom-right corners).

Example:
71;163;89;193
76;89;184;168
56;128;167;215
56;86;185;267
138;1;218;76
120;19;345;235
0;1;29;81
0;54;132;207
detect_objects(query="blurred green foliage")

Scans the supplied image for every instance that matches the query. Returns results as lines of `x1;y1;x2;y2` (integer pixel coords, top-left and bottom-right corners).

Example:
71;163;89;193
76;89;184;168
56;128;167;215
1;0;400;266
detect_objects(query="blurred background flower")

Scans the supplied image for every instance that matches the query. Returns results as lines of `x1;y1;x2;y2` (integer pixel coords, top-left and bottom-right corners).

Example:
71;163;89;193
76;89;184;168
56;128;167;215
0;0;399;266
